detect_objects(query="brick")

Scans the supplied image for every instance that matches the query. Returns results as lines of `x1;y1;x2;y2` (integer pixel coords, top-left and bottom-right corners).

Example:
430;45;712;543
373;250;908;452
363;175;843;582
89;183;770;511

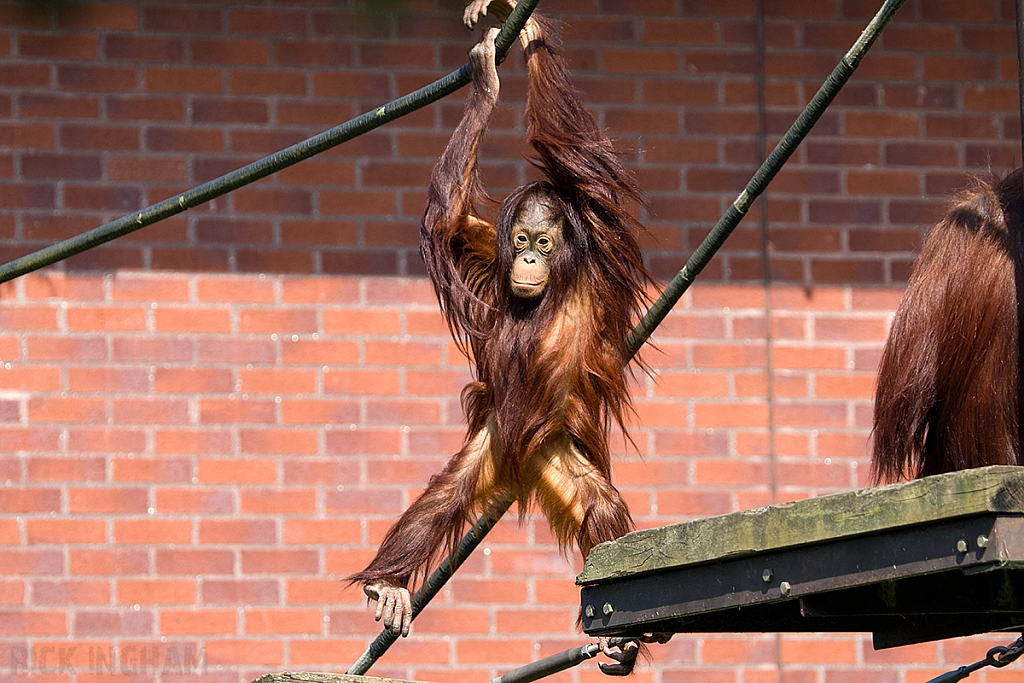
26;456;105;482
27;520;106;545
74;610;152;636
116;579;194;605
365;399;442;426
112;456;191;483
197;458;278;485
111;337;192;363
0;180;54;208
287;579;357;605
108;155;188;182
69;366;149;393
0;426;59;456
815;374;875;400
23;153;102;180
284;459;361;486
69;549;147;575
104;34;183;62
20;273;101;300
200;399;276;425
288;639;367;667
774;401;848;428
155;489;234;515
32;581;110;606
239;489;316;515
238;309;317;335
154;429;233;456
363;340;444;366
20;92;100;118
153;308;231;333
240;429;318;455
199;519;277;547
156;549;234;575
229;68;305;96
238;368;316;394
284;338;361;368
202;579;279;605
56;64;137;92
196;339;276;364
108;95;186;122
0;610;66;636
280;399;359;424
68;487;147;514
114;520;191;545
780;636;857;664
160;610;237;636
145;66;223;94
240;549;317;574
243;608;321;635
283;519;360;545
191;37;269;65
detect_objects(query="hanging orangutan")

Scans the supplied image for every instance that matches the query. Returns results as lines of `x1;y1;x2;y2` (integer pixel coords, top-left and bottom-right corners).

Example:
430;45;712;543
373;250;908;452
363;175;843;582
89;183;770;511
872;169;1024;483
348;0;663;673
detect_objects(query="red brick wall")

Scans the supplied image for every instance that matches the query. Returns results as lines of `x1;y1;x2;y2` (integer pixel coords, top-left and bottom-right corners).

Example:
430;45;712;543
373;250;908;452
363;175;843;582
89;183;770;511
0;1;1022;683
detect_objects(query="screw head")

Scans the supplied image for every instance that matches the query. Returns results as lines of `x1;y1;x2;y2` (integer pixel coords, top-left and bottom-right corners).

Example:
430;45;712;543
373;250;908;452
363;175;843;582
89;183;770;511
956;539;968;553
602;602;614;615
762;569;773;583
780;581;792;597
585;605;595;618
977;535;989;549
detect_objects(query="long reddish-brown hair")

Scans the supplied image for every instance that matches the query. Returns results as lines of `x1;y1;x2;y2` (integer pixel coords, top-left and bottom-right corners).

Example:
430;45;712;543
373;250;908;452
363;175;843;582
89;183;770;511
873;169;1024;482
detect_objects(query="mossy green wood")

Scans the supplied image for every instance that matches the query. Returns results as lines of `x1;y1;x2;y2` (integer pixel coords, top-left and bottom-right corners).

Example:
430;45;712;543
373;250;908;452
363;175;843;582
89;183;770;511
252;673;427;683
578;465;1024;585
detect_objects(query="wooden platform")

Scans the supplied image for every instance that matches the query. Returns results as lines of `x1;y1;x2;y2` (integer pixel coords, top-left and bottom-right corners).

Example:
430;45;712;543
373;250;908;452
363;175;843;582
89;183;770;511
578;466;1024;649
252;673;427;683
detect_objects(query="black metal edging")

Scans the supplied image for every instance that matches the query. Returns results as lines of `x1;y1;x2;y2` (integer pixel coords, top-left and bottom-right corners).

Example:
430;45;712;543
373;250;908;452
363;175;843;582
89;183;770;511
625;0;907;359
0;0;540;285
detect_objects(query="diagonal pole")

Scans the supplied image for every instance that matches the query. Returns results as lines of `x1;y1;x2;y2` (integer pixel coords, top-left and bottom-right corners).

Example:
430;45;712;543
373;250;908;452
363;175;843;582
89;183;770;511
1014;0;1024;481
0;0;539;285
625;0;907;358
348;0;908;675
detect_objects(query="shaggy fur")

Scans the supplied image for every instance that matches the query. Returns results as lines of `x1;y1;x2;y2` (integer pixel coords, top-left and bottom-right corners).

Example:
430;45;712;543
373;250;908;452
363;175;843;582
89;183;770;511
349;14;651;592
872;169;1024;483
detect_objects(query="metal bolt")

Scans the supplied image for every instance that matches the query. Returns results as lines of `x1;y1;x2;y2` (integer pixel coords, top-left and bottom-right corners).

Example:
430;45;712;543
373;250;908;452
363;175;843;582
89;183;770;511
956;539;968;553
585;605;595;618
762;569;773;583
977;535;989;549
780;581;792;597
602;602;614;615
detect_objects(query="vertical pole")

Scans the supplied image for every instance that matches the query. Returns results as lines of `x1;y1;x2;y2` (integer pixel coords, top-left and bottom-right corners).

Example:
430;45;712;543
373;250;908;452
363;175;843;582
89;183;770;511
1015;0;1024;463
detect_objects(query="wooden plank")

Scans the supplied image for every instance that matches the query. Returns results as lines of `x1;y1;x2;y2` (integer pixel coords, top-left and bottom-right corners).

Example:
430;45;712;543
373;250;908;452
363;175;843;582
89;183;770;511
580;513;1024;645
579;465;1024;584
251;673;427;683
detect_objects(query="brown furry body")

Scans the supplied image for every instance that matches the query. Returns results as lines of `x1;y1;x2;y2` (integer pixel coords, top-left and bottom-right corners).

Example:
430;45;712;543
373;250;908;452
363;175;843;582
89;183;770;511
873;169;1024;482
349;13;650;597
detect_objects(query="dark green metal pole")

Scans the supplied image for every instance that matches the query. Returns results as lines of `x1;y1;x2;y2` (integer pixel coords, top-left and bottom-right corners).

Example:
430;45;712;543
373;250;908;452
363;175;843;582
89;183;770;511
626;0;907;359
489;643;601;683
346;495;514;676
0;0;539;285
